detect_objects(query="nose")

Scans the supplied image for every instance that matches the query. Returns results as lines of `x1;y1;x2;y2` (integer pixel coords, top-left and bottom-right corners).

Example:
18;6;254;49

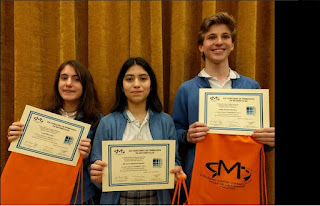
215;36;223;45
133;78;140;87
66;78;72;86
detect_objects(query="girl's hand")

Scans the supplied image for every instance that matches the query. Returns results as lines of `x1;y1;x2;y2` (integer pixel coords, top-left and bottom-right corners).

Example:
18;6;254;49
90;160;107;183
78;138;91;159
7;121;24;143
170;165;187;183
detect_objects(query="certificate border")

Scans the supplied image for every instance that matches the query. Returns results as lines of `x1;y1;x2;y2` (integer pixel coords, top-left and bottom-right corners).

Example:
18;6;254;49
204;92;263;132
107;143;170;187
15;111;84;161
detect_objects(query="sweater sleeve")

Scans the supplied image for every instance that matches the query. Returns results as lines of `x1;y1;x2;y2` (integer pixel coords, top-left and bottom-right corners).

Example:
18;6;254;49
164;114;181;166
90;115;113;164
172;85;190;146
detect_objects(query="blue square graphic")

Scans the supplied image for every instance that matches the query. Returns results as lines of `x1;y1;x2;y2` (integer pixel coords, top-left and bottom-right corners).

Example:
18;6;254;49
246;106;256;115
153;158;162;168
64;136;73;145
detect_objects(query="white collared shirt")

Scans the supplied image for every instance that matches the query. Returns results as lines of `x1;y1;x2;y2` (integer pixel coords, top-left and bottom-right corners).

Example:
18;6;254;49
198;68;240;89
59;108;77;119
122;109;153;141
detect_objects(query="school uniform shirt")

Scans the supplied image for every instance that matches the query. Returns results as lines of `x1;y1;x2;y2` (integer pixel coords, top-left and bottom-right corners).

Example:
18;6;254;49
122;109;152;141
198;68;240;89
59;108;78;119
90;109;181;205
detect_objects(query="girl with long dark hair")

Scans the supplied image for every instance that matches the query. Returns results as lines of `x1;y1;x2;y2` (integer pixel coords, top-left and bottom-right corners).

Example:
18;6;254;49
7;60;103;204
90;57;185;205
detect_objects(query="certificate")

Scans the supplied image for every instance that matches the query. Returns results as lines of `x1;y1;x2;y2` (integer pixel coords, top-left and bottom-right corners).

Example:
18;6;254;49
102;140;175;192
199;89;270;135
9;105;91;166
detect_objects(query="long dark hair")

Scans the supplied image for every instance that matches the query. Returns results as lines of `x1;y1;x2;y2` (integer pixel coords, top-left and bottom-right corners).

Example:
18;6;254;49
111;57;163;113
45;60;102;129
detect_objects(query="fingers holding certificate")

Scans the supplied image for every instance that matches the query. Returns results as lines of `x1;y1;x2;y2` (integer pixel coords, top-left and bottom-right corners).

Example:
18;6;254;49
7;121;25;143
199;89;270;136
91;160;107;183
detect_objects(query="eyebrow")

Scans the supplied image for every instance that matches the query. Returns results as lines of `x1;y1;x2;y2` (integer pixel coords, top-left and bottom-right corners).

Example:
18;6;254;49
60;73;79;77
124;73;148;77
207;32;231;36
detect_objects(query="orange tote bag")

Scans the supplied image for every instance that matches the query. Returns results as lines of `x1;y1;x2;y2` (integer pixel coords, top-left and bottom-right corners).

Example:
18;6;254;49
1;152;83;205
188;133;267;205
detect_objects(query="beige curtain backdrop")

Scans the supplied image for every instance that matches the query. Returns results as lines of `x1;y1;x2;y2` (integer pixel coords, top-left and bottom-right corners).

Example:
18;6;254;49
1;1;275;204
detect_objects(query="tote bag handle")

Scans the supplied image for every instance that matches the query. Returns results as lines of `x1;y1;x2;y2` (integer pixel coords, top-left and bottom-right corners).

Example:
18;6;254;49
171;175;190;205
73;156;84;205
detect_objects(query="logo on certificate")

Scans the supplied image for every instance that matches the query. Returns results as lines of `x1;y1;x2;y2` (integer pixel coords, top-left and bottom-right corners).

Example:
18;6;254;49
33;116;43;123
209;96;220;101
64;136;74;145
153;158;162;168
114;149;125;155
246;106;256;115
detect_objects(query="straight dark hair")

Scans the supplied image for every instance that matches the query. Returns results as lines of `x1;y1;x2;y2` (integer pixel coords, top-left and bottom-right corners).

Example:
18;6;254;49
111;57;163;113
45;60;102;129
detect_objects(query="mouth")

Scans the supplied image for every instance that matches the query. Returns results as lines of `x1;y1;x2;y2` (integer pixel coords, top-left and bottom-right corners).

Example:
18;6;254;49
131;91;143;94
212;48;226;53
63;90;75;93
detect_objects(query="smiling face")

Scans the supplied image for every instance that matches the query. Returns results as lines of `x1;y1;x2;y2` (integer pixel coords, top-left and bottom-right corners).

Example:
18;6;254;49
122;64;151;107
199;23;234;64
58;65;83;106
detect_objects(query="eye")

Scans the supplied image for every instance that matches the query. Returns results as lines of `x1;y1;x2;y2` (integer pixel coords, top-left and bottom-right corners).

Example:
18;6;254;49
73;76;80;82
125;77;133;82
60;75;68;80
222;34;231;39
140;76;148;81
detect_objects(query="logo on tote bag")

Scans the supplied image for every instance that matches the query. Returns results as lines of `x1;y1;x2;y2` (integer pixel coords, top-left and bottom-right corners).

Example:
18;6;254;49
200;160;252;190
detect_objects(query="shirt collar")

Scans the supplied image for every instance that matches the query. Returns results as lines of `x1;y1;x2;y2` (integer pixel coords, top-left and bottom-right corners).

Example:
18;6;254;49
59;108;78;119
125;108;150;123
198;68;240;79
